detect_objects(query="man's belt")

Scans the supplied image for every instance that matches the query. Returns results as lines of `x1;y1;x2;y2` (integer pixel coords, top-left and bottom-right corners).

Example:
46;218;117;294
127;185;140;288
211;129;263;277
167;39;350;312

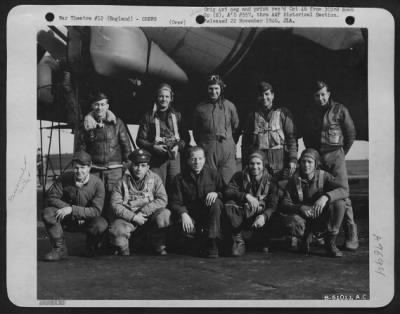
199;134;228;142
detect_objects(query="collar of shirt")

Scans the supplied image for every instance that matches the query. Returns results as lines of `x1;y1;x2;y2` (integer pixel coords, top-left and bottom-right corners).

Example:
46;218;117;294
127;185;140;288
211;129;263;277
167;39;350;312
244;169;269;192
210;98;224;109
251;175;263;185
95;109;117;124
258;106;274;118
130;173;149;192
125;169;149;183
74;174;90;188
95;121;104;128
299;173;316;185
156;106;172;115
244;168;269;181
155;106;175;117
317;100;332;114
156;111;168;124
189;169;204;182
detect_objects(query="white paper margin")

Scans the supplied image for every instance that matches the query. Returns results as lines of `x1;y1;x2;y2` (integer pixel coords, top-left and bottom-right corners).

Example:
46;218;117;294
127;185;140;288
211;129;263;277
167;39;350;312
6;5;395;308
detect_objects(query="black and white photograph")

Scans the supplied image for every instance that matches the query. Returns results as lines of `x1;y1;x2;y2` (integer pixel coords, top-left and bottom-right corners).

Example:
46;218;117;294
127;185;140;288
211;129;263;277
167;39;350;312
6;5;395;307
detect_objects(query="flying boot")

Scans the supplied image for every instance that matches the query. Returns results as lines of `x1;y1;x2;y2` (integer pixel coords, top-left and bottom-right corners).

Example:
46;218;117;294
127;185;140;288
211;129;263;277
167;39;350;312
344;223;359;251
325;232;344;258
232;232;245;257
206;238;219;258
44;238;68;261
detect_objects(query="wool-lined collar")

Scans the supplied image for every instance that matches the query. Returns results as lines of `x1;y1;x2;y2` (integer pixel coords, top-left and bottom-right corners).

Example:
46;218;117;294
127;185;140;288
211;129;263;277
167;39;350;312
83;110;117;131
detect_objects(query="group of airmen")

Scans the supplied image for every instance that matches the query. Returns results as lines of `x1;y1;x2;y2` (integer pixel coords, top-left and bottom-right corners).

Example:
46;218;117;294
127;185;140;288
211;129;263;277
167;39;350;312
42;74;359;261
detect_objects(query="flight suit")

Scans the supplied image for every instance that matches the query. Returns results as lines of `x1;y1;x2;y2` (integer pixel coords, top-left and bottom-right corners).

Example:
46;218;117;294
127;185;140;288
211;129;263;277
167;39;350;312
192;99;239;184
302;99;358;249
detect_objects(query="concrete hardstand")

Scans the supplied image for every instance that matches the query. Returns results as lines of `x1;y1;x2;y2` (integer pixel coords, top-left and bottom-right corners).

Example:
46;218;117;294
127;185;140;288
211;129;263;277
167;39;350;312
37;217;369;300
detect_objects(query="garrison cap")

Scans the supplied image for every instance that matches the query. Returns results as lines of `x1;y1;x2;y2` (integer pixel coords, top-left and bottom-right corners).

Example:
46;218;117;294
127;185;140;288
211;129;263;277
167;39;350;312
89;91;108;104
313;80;329;93
257;81;273;93
72;151;92;166
128;149;151;164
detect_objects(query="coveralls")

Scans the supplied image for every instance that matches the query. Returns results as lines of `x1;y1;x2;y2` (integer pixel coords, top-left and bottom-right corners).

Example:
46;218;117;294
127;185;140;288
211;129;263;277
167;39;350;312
192;98;239;185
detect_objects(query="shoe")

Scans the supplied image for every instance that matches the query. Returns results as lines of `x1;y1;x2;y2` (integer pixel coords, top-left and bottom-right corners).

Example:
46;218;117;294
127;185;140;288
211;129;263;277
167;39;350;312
44;238;68;261
261;238;271;254
86;247;96;258
155;245;168;256
289;236;299;250
86;235;99;257
312;232;325;247
261;246;270;254
344;223;359;251
119;247;130;256
150;229;168;255
207;238;219;258
192;231;207;257
325;233;343;258
300;232;313;254
232;233;245;257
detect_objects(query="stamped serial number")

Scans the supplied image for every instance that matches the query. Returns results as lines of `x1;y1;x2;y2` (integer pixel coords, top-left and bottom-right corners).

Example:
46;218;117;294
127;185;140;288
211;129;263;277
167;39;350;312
142;16;157;21
323;294;368;300
39;299;65;305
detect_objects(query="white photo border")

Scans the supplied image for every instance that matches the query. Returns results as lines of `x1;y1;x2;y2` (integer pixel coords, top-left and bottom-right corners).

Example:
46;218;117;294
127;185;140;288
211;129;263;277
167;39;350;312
6;5;395;307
